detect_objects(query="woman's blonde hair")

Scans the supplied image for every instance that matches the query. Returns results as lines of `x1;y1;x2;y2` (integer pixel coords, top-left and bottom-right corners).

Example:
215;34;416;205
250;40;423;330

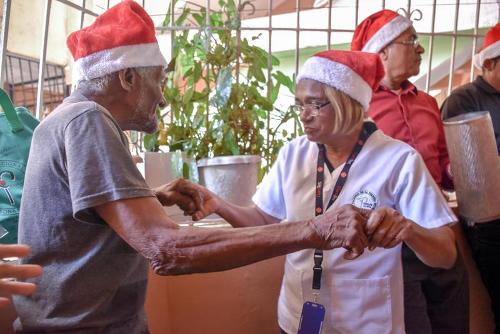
323;85;365;135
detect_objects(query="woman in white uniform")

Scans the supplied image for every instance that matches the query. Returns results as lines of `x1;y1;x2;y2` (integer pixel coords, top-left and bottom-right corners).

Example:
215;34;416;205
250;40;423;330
189;50;457;333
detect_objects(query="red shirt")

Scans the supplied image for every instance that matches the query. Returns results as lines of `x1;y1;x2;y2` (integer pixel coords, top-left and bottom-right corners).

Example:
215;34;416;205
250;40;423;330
368;81;451;189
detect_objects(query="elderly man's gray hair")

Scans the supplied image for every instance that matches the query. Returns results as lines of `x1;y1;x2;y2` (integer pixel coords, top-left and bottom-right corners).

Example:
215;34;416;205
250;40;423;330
76;66;159;92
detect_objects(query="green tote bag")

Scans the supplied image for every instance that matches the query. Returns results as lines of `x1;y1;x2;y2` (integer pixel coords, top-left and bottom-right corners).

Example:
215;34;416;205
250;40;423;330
0;88;39;244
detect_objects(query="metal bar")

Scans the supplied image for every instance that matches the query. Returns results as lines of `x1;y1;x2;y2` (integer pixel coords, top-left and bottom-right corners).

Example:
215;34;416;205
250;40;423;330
3;56;9;88
142;0;145;7
0;0;12;87
327;0;332;50
205;0;210;130
36;0;52;119
354;0;359;27
446;0;460;97
80;0;86;29
425;0;437;93
470;0;481;82
382;0;385;9
107;0;110;9
54;0;98;17
294;0;301;136
156;25;485;38
294;0;300;77
266;0;273;156
235;0;241;87
46;64;54;108
8;55;14;95
170;0;175;124
18;57;26;104
28;58;35;107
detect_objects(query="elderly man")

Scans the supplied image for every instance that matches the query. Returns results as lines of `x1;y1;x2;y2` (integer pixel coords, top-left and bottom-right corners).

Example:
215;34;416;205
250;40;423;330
442;23;500;332
12;2;369;333
351;9;468;334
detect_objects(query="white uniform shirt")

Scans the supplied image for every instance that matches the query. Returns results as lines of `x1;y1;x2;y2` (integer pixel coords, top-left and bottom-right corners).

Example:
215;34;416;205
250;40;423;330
253;129;456;334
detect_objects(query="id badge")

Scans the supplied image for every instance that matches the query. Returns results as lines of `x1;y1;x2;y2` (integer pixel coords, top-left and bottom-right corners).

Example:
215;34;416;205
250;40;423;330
298;301;325;334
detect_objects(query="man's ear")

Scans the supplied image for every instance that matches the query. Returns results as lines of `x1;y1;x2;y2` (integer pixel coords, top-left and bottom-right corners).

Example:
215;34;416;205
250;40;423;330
483;58;495;72
379;47;389;62
117;68;137;92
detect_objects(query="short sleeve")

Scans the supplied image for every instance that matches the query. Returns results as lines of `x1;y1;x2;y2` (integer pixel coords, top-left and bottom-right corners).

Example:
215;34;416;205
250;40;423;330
394;150;456;228
252;145;288;220
64;109;153;222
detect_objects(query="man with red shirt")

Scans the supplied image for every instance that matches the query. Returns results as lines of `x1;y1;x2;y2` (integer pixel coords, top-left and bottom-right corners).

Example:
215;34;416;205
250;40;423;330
352;10;468;334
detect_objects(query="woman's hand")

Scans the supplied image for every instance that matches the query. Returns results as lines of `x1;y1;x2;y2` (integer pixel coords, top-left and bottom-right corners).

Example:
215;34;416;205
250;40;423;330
365;207;412;250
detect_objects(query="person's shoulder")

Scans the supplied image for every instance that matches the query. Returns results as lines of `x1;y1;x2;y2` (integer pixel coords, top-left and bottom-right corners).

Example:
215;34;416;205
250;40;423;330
286;135;317;153
415;88;439;105
368;130;420;161
441;82;478;118
447;82;477;100
276;135;317;162
42;98;101;126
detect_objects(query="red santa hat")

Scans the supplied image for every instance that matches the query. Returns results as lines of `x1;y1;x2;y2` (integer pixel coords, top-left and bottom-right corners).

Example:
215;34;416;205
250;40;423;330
67;0;167;82
351;9;412;53
296;50;385;111
474;23;500;69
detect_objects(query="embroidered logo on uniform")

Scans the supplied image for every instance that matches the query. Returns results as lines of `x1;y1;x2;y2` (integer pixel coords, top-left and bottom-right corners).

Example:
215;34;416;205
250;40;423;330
352;190;378;209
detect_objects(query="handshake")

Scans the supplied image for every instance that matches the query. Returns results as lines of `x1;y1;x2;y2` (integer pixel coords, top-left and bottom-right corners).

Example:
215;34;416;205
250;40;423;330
307;204;412;259
154;179;412;260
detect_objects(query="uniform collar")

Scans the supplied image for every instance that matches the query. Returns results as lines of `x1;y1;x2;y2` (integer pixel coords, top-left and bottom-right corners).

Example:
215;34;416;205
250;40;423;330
377;80;418;96
475;76;500;95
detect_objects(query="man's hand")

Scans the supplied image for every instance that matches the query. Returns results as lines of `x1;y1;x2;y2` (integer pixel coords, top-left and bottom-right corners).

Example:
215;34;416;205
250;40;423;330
365;207;412;250
0;244;42;308
153;178;203;214
153;179;219;220
311;204;370;259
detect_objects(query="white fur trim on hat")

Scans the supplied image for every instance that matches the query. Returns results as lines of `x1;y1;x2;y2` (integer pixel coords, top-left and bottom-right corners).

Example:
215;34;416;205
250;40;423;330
362;15;412;53
297;56;372;110
74;42;167;82
474;40;500;69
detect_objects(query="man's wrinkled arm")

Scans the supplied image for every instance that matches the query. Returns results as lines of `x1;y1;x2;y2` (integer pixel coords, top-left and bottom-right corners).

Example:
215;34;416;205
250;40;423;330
94;197;319;275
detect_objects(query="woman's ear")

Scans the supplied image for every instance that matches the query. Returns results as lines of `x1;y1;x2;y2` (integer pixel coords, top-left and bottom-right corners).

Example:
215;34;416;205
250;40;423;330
117;68;137;92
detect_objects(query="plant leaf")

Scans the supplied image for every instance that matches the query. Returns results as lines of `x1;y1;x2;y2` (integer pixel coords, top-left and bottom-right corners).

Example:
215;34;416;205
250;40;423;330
175;7;190;26
224;130;240;155
144;132;159;152
273;71;295;94
210;66;233;108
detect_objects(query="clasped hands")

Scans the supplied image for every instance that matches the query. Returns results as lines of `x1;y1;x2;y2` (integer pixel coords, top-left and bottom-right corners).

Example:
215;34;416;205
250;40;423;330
154;179;412;260
311;204;412;260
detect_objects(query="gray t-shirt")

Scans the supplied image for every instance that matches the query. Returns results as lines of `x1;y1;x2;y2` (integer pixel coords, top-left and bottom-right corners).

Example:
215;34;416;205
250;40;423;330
14;91;154;333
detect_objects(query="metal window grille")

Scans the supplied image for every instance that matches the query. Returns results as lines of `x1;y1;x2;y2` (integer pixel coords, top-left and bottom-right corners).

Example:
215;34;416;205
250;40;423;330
2;51;68;116
0;0;496;154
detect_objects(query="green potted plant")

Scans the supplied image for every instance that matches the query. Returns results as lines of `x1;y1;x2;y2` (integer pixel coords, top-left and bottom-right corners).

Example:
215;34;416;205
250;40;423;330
145;0;300;206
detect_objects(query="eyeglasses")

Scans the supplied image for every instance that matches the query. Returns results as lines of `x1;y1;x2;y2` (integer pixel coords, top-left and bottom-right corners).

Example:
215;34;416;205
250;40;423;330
392;37;420;49
290;101;331;117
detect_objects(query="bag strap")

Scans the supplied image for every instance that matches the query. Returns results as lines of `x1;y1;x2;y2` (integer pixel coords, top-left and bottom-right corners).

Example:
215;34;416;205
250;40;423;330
0;88;23;133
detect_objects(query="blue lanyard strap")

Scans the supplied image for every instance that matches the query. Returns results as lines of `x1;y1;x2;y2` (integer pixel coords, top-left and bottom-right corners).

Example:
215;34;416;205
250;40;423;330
312;122;376;291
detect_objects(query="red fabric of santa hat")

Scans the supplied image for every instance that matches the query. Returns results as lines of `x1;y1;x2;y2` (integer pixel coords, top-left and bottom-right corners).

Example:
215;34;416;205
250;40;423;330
296;50;385;111
474;23;500;69
351;9;412;53
67;0;167;82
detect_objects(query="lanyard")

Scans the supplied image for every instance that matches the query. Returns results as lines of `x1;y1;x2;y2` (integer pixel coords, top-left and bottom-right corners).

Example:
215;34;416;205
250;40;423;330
312;122;376;291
